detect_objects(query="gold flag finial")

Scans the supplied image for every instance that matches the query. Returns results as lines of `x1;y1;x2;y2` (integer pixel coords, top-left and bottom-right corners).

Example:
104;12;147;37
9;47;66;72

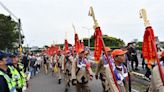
89;6;99;29
140;9;151;27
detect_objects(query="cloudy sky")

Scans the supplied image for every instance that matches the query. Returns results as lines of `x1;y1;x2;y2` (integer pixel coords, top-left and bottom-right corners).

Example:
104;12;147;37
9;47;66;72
0;0;164;47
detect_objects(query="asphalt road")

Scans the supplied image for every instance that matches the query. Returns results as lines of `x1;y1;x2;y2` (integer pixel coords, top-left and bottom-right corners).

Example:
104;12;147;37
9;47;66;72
26;70;103;92
26;53;149;92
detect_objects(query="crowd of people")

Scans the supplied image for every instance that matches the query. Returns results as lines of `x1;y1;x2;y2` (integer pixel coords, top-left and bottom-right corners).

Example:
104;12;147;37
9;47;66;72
1;45;164;92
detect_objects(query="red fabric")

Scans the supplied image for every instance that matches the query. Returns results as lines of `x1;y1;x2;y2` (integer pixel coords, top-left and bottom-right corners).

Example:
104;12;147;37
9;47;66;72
49;45;55;56
74;33;81;53
80;41;84;50
142;26;156;67
45;45;60;56
64;39;69;52
142;26;164;85
94;27;103;63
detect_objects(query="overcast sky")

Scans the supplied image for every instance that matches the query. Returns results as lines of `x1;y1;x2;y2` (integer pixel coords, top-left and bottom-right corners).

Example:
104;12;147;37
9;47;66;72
0;0;164;47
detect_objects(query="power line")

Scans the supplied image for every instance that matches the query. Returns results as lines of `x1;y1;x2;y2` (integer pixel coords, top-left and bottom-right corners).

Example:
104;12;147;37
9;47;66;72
0;1;28;48
0;1;19;21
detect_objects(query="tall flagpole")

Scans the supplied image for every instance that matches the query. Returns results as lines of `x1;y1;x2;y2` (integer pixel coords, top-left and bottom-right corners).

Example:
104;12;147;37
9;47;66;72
89;6;120;91
72;23;76;34
140;9;164;85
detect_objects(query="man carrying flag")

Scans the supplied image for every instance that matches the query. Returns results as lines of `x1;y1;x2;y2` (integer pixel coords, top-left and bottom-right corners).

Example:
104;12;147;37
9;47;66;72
71;49;94;92
139;9;164;92
95;47;112;92
89;6;129;92
149;50;164;92
63;50;73;92
62;39;74;92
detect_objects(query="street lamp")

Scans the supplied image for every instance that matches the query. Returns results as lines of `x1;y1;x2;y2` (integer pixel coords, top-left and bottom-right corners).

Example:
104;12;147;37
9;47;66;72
82;26;92;48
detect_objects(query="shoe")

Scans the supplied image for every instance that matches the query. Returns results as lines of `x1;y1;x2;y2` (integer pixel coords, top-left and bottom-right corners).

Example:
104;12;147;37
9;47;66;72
65;88;68;92
58;79;61;84
67;82;70;87
135;68;139;71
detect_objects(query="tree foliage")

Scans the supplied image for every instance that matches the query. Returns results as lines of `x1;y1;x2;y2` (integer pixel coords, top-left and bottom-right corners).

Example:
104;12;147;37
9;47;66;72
83;34;125;48
0;14;18;50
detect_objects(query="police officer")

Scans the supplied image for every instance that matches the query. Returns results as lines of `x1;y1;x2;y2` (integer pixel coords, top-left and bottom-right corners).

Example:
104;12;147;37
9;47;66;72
148;50;164;92
9;54;26;92
0;52;17;92
95;47;112;92
71;49;93;92
105;49;129;92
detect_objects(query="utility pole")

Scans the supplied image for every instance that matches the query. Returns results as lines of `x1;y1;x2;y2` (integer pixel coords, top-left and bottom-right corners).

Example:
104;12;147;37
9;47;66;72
18;19;23;55
18;19;22;47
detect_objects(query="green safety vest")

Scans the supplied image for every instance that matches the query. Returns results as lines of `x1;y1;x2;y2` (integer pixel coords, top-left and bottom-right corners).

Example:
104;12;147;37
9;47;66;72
0;70;17;92
8;64;26;89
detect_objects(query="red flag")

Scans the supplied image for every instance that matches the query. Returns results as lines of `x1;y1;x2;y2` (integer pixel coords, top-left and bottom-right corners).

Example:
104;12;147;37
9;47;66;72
48;45;55;56
80;41;84;50
54;45;60;53
74;33;81;53
142;26;156;67
94;27;103;63
89;6;120;91
142;26;164;85
64;39;69;52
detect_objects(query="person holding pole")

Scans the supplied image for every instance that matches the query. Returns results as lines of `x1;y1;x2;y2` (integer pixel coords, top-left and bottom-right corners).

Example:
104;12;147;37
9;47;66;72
88;6;122;92
71;49;93;92
148;50;164;92
140;8;164;92
95;47;112;92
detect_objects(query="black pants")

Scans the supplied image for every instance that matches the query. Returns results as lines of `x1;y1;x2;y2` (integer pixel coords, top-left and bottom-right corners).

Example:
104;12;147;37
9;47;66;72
16;88;22;92
145;64;155;79
131;55;138;69
142;58;145;69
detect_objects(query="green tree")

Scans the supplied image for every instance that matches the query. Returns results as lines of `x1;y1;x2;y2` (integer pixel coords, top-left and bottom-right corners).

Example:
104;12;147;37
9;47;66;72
0;14;18;50
136;41;143;50
83;34;125;48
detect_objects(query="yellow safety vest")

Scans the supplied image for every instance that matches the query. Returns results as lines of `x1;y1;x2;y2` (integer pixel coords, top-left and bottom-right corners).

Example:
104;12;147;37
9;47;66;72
8;65;26;89
0;70;17;92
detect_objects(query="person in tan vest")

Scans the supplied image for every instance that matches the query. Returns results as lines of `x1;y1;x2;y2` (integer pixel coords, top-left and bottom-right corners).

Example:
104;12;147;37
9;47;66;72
148;50;164;92
105;49;129;92
95;47;112;92
63;50;73;92
71;49;93;92
55;50;65;84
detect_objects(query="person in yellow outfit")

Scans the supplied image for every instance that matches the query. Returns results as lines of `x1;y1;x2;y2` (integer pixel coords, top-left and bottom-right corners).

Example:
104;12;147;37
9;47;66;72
9;54;26;92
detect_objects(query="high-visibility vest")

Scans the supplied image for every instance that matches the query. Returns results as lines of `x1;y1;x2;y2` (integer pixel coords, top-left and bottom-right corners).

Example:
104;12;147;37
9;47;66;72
18;63;26;86
8;65;26;89
0;70;17;92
